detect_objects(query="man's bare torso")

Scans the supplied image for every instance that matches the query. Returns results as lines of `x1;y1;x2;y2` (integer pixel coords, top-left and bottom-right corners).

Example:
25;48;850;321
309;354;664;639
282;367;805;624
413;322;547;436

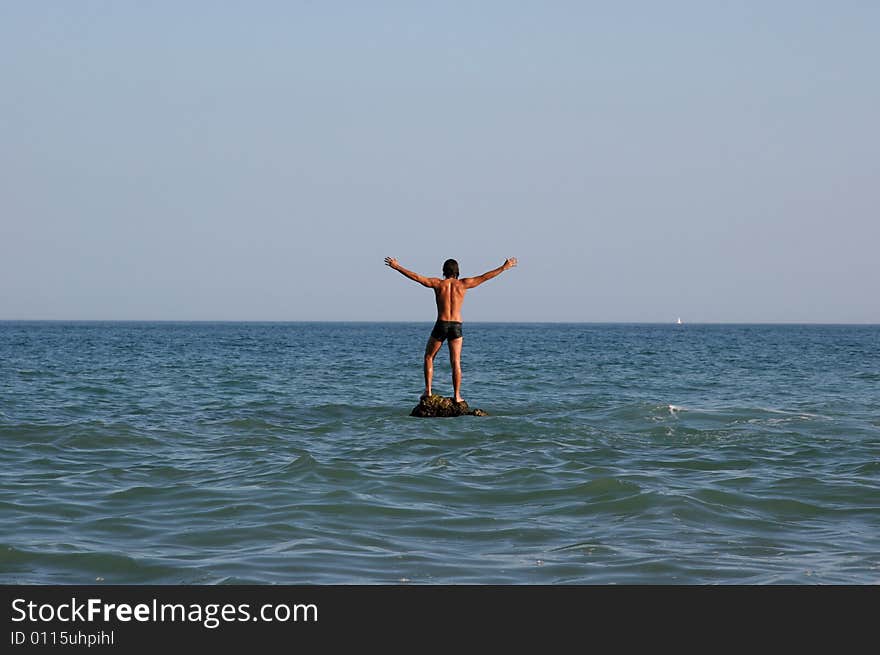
434;278;466;322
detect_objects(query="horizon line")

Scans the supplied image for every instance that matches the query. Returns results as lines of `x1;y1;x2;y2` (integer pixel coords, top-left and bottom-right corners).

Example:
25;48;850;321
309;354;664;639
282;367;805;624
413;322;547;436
1;319;878;327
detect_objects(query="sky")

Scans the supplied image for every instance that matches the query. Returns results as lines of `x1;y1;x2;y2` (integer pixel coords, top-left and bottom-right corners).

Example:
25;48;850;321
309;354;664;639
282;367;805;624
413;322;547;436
2;1;878;322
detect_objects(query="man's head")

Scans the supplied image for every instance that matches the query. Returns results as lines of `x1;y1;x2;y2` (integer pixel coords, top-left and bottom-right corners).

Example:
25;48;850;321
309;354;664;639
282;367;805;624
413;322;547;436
442;259;459;279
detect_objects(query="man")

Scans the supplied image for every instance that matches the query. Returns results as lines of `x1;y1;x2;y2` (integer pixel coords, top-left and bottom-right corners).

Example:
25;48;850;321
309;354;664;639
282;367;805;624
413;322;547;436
384;256;518;404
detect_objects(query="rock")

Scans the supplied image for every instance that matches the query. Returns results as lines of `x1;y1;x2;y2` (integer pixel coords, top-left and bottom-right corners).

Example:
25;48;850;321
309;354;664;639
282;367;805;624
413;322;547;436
410;395;489;417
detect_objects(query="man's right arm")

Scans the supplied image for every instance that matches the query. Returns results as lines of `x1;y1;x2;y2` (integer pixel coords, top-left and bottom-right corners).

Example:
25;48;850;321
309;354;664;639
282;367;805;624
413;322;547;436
462;257;518;289
384;257;439;288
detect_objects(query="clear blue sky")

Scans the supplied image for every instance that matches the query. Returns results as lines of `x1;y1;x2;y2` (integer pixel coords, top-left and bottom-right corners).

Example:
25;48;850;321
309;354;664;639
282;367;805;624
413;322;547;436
2;2;877;322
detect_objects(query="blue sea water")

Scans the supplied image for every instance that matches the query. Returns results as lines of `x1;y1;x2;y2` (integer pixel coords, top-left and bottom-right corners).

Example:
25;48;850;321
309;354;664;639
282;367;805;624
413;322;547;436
1;321;878;584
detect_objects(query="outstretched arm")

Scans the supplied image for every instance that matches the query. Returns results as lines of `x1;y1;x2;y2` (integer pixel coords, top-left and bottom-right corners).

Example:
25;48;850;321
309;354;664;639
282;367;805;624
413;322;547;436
462;257;518;289
384;257;439;288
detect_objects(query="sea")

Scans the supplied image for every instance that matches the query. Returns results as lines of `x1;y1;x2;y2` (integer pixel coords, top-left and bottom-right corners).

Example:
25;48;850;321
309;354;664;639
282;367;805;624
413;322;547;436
1;321;878;585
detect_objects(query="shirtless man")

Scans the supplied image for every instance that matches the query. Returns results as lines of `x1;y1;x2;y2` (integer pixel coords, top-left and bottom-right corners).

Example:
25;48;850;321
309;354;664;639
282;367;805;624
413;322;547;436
384;256;518;403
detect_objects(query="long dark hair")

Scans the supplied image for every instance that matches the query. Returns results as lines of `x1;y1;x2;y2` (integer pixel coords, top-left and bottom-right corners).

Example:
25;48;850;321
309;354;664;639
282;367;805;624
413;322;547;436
442;259;459;279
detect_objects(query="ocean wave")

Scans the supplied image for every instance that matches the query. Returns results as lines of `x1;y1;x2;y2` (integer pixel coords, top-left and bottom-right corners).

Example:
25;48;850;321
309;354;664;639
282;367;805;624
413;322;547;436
0;544;186;584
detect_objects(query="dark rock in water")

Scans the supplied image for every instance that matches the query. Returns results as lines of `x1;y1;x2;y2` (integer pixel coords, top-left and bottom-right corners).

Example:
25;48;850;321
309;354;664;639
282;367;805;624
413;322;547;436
410;395;488;417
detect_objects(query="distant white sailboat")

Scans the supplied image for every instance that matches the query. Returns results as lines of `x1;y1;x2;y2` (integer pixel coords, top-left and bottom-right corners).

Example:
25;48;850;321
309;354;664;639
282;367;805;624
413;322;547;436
676;317;683;325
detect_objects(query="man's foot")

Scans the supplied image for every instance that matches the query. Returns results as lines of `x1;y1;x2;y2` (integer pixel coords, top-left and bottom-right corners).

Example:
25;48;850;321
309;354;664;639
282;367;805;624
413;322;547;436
453;397;466;405
420;390;432;401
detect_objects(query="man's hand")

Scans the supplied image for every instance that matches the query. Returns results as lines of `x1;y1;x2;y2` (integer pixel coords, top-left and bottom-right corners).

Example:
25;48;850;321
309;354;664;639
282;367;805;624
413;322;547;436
384;257;399;270
503;257;518;270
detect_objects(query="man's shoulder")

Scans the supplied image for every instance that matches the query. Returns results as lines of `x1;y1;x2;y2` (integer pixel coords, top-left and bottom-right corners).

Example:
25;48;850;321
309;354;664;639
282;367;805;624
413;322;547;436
444;278;468;291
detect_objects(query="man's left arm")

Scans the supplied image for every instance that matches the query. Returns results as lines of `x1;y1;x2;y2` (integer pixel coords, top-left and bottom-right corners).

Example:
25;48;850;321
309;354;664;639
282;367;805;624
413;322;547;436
385;257;439;288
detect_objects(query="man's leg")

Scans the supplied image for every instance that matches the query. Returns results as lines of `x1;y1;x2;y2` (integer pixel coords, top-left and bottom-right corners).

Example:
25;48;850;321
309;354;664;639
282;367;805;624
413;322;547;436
423;337;443;399
448;337;464;403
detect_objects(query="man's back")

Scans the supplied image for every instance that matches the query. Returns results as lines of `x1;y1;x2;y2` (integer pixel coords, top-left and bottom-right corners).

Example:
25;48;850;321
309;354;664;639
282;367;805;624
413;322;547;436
434;278;466;322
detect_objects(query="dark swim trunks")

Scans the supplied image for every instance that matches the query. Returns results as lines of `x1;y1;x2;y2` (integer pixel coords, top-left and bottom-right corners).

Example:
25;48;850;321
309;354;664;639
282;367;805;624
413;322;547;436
430;320;463;342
